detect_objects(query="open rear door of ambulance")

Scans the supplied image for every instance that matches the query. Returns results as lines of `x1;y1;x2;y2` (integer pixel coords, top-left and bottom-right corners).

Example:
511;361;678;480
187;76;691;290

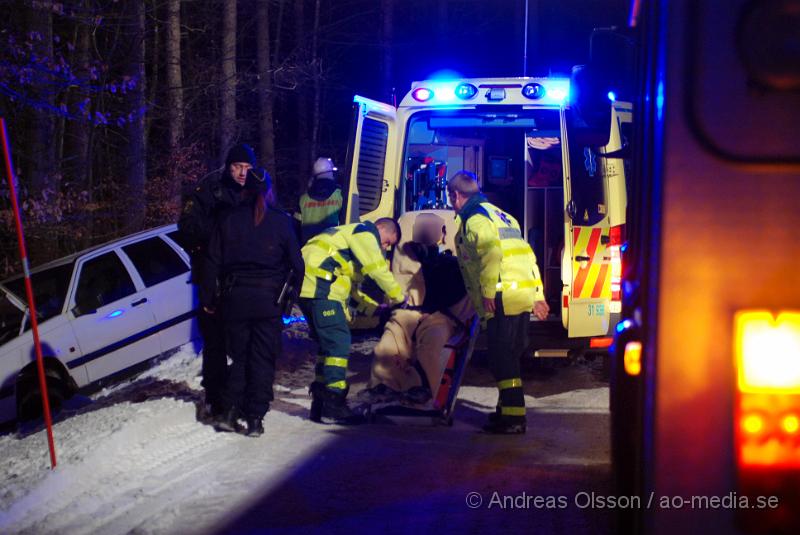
560;106;613;338
343;96;398;224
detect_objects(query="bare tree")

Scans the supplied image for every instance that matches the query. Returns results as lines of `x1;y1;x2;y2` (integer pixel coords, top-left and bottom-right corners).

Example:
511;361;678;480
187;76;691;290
381;0;394;103
166;0;184;148
256;0;275;177
294;0;310;182
310;0;321;162
125;0;147;230
220;0;237;162
26;0;56;195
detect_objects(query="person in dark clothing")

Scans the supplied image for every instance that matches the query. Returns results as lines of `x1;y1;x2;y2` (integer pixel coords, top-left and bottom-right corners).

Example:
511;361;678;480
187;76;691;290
178;143;257;418
200;167;304;436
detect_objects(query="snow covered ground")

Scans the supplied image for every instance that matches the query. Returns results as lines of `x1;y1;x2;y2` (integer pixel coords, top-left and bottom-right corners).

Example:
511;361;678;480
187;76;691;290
0;321;611;534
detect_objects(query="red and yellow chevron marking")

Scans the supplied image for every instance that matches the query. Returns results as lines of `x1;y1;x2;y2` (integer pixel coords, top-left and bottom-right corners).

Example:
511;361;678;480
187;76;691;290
571;226;611;299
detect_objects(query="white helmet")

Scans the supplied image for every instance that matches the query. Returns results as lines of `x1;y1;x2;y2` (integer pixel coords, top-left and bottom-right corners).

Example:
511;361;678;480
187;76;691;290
312;157;337;179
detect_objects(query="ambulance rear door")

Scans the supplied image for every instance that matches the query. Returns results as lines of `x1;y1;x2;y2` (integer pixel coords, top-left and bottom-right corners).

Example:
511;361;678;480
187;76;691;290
561;106;613;338
343;96;398;223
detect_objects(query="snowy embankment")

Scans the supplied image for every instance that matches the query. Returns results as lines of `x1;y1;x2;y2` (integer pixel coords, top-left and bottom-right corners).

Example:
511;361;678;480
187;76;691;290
0;320;610;534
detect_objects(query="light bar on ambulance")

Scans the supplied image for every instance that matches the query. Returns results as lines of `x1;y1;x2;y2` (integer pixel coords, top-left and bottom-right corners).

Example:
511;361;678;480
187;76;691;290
404;79;570;106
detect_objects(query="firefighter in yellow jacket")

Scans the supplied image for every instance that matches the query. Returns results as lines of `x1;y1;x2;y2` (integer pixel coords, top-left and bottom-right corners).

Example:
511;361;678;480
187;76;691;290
299;218;405;424
448;170;550;434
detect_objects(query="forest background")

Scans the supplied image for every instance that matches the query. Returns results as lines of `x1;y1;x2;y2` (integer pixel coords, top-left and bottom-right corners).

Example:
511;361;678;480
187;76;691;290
0;0;627;276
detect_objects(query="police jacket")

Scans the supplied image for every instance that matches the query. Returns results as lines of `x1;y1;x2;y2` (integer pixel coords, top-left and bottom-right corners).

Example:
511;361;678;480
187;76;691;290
177;169;241;279
299;179;343;244
299;222;404;312
455;194;544;319
201;201;304;320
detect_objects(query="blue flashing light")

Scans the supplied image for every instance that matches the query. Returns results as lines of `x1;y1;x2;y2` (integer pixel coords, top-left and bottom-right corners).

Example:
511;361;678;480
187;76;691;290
607;91;617;102
548;87;568;103
656;79;665;121
282;315;307;325
616;319;633;333
455;83;478;100
620;242;628;253
106;309;124;319
522;83;546;100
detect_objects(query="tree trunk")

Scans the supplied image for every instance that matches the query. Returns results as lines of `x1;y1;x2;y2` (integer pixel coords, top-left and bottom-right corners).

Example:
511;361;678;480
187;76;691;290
381;0;394;103
147;0;160;143
26;0;56;196
256;0;275;178
63;18;91;190
125;0;147;231
310;0;321;163
220;0;237;163
294;0;310;185
166;0;184;148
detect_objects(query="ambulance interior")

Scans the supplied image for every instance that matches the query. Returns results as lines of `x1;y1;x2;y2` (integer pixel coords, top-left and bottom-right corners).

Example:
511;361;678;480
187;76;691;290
401;109;567;316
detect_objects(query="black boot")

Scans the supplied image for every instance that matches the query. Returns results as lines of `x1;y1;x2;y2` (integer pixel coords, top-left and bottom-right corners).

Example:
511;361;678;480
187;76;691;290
309;382;324;423
482;415;526;435
319;388;365;425
214;407;241;433
245;417;264;437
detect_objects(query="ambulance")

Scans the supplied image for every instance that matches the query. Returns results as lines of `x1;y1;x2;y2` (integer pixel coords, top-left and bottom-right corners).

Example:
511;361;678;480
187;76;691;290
340;74;631;357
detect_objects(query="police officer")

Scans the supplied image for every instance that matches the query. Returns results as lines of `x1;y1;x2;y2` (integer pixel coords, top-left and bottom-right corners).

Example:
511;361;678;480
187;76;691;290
178;143;256;419
298;157;343;244
200;167;304;436
448;170;549;434
299;218;406;424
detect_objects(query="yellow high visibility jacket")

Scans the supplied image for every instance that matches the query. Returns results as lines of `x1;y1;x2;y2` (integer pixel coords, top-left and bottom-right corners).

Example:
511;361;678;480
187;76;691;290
300;222;405;313
455;194;544;319
299;187;343;244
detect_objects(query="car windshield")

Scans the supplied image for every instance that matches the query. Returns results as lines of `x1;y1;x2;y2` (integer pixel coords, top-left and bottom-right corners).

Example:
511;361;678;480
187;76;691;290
2;262;74;323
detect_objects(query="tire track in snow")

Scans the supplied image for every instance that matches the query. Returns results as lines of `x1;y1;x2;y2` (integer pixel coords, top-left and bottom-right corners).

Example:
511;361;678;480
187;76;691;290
0;398;239;535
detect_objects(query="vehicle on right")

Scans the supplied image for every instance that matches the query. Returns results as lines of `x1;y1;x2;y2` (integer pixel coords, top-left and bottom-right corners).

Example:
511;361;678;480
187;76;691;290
612;0;800;534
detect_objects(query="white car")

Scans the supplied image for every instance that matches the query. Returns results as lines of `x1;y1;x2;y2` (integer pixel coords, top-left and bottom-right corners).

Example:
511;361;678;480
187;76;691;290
0;224;199;423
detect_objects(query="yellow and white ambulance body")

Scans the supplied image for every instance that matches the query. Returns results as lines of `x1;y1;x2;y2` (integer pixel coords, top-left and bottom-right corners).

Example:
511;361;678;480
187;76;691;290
342;77;631;355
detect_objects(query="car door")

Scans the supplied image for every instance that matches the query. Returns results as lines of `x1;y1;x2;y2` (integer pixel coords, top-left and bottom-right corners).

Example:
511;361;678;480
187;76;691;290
343;96;398;223
561;106;613;338
68;250;160;382
119;234;196;354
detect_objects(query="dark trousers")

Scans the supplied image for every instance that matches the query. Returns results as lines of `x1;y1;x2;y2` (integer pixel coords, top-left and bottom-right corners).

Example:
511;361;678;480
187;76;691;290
198;308;227;409
486;295;529;416
299;298;351;391
222;316;282;419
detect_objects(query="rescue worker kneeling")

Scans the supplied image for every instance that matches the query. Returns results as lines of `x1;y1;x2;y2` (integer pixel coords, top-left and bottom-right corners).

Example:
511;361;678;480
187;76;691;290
201;168;304;436
448;170;550;435
361;216;474;406
299;218;406;424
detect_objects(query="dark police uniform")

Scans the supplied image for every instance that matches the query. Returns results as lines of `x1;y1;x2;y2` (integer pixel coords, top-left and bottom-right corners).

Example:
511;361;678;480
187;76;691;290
200;188;304;428
177;169;241;414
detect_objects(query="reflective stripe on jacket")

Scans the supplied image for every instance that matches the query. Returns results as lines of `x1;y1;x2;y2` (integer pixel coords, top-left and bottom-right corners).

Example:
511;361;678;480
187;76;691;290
299;188;343;243
300;222;404;310
455;195;544;319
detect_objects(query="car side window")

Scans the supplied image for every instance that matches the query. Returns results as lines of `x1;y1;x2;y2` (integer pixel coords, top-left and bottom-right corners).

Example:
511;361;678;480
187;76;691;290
122;237;189;287
74;253;136;315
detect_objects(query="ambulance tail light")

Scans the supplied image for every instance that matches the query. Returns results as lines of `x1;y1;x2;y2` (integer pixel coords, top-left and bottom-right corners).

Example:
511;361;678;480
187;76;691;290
609;225;625;313
735;310;800;468
734;310;800;533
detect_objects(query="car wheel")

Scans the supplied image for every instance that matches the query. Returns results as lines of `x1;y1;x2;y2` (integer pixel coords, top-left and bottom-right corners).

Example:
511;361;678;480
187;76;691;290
17;376;67;422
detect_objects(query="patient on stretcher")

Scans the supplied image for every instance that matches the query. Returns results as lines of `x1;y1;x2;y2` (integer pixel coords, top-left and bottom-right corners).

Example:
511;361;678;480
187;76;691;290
359;212;475;407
